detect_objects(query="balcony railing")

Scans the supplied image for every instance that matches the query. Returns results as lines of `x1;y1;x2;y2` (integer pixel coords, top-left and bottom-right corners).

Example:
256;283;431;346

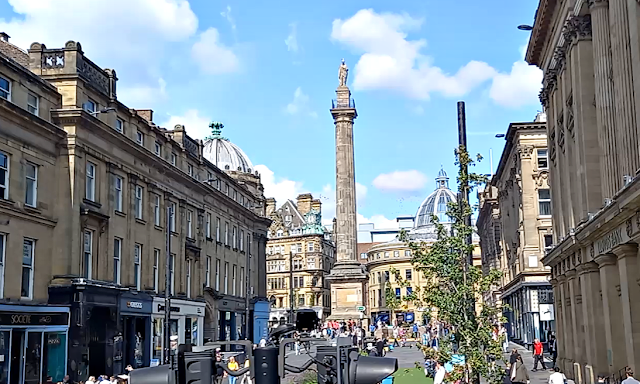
331;98;356;109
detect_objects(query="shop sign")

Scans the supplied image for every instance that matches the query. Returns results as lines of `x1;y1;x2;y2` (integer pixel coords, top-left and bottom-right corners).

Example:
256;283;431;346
47;337;61;345
0;312;69;326
157;305;180;313
127;301;143;309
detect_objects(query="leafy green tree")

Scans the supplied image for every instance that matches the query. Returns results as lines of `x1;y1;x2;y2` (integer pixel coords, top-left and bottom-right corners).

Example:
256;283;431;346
399;145;505;384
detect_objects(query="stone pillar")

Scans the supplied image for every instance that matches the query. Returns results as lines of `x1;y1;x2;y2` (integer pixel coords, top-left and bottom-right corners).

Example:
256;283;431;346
559;275;575;374
567;269;584;382
612;244;640;371
589;0;620;198
578;261;609;380
609;0;639;177
326;61;367;322
595;253;627;374
551;277;566;368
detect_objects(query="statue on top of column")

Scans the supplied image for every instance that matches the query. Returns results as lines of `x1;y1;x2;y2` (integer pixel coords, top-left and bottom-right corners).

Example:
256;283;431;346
338;58;348;87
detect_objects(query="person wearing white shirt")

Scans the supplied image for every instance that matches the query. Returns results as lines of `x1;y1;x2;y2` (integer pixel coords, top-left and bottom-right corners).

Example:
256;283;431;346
433;361;446;384
622;367;640;384
548;367;566;384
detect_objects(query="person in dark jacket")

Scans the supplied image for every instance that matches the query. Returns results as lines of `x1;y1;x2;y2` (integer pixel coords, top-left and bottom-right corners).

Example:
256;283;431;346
510;356;530;384
215;354;225;384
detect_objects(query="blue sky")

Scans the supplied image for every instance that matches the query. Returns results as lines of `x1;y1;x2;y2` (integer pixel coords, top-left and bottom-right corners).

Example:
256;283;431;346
0;0;542;228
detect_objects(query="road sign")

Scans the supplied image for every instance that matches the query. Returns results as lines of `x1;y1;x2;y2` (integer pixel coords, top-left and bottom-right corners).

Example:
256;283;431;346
357;306;366;312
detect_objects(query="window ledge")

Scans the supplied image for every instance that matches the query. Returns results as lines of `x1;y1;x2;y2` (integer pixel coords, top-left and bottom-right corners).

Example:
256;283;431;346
206;237;213;242
233;248;238;252
82;199;102;209
114;210;126;218
240;250;245;254
154;225;163;231
216;241;223;245
171;231;179;237
24;205;41;215
225;245;231;249
135;218;147;225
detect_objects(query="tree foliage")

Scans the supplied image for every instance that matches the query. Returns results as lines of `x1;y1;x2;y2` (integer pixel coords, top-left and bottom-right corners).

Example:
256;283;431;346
398;145;505;384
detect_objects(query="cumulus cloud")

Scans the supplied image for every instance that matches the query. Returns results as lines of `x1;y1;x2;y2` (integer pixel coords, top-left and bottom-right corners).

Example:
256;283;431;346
373;170;428;193
254;165;306;207
357;213;399;229
331;9;497;99
191;28;240;75
285;23;299;53
0;0;198;70
161;109;212;139
285;87;317;118
118;78;167;107
331;9;542;108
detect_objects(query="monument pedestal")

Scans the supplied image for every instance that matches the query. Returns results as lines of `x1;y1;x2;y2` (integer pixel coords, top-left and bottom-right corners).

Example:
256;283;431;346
326;262;368;326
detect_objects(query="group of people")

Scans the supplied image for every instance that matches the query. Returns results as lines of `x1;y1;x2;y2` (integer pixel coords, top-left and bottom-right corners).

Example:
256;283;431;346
49;365;134;384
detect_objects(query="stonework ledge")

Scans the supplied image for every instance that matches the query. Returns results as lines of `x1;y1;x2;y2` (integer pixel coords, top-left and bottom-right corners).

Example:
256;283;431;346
326;263;368;281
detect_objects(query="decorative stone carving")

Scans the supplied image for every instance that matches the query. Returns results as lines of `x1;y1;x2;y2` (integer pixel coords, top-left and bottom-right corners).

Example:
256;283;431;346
626;218;633;237
78;58;109;95
42;52;64;68
533;170;549;187
517;144;535;158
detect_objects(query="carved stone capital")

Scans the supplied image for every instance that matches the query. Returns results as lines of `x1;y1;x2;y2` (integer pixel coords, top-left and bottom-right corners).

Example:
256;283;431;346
612;243;638;260
588;0;609;8
576;261;599;275
517;144;535;158
564;15;592;41
566;269;577;279
594;253;617;267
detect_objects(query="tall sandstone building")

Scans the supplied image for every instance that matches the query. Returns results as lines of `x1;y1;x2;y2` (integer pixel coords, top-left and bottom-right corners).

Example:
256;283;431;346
0;35;270;384
526;0;640;381
265;194;336;324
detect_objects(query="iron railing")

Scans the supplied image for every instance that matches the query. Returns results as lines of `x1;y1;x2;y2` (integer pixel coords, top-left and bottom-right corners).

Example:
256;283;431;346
331;98;356;109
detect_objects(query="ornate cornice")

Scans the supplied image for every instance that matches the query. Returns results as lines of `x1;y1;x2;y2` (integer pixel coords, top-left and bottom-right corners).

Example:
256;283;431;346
539;15;592;108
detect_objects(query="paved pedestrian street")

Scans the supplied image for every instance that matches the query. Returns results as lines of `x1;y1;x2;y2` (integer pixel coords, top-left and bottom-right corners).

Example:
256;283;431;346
504;342;555;384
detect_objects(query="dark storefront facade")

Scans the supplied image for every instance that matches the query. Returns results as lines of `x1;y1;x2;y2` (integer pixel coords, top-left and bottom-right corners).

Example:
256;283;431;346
49;281;153;382
118;292;152;370
0;304;70;384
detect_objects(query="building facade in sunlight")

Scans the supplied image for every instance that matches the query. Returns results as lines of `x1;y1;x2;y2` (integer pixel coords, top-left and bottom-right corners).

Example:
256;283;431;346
0;35;270;383
526;0;640;380
265;194;335;324
477;119;553;348
363;169;481;325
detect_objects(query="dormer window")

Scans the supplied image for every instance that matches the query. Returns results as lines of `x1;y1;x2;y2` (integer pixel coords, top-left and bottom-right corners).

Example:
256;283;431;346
285;215;292;222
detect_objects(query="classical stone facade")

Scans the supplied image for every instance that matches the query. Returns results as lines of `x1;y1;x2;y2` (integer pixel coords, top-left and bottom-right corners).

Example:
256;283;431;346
477;183;507;307
0;36;270;383
479;120;553;347
326;61;368;323
526;0;640;380
265;194;335;324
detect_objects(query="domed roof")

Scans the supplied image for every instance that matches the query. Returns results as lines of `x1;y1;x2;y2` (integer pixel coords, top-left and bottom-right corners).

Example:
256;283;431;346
202;122;254;173
414;168;457;228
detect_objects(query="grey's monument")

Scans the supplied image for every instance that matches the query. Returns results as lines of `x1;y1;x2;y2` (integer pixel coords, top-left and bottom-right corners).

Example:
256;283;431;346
327;59;368;324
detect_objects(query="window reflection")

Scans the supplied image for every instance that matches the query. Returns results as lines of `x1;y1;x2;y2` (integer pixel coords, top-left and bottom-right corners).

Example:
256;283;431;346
0;331;8;384
24;332;42;384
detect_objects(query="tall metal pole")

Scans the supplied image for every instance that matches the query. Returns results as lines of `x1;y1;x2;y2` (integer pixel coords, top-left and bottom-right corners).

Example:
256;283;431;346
457;101;473;266
164;203;172;364
289;251;294;324
244;234;251;340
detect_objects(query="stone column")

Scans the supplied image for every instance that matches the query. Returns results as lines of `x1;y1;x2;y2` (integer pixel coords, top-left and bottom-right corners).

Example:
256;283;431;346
612;244;640;371
609;0;639;176
559;275;575;374
595;253;627;374
578;261;609;379
567;269;585;381
588;0;620;198
551;277;566;369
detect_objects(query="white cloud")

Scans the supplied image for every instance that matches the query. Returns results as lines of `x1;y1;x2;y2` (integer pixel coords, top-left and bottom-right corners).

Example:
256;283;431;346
191;28;240;75
285;23;299;53
489;61;542;108
161;109;212;139
221;5;236;31
0;0;198;68
118;78;167;107
254;165;306;207
357;213;399;229
285;87;317;118
331;9;497;99
373;170;428;192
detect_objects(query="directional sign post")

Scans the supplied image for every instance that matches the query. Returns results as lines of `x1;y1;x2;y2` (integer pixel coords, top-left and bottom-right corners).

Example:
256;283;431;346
357;306;366;312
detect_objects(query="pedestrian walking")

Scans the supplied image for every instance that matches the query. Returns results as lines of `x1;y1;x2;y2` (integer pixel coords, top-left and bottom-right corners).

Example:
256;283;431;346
228;356;240;384
532;338;547;371
510;356;530;384
622;367;640;384
549;335;558;369
548;367;566;384
433;361;446;384
509;349;521;369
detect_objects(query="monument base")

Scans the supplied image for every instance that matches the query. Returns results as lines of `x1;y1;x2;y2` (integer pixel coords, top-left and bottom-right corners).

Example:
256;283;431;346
326;262;368;325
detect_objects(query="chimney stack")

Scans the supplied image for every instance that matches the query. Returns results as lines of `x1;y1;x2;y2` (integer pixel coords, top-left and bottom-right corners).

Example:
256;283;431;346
311;199;322;213
136;109;154;124
0;33;9;43
296;193;313;216
266;198;276;217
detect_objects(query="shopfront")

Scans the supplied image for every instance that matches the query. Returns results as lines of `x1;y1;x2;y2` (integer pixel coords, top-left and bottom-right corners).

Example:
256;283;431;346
0;304;70;384
118;292;152;370
217;296;246;347
151;298;204;362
